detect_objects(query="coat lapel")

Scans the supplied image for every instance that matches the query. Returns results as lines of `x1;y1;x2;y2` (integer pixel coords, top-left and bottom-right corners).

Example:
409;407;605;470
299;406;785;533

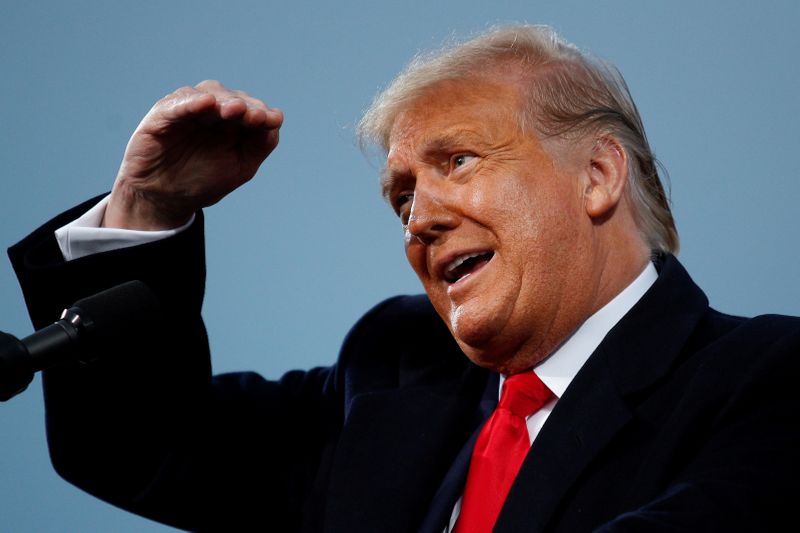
496;349;632;533
418;373;500;533
496;255;710;532
324;362;489;533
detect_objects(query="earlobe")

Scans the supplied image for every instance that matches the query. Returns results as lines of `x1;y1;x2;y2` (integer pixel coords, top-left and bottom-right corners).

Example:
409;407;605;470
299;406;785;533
583;136;628;218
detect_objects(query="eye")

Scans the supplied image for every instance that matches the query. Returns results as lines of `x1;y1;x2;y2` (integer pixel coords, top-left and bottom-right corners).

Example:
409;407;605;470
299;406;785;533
395;192;413;210
452;153;476;169
394;192;414;224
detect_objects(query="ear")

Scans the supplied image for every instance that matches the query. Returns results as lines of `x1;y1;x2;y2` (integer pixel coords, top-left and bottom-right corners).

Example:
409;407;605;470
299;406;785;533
583;136;629;219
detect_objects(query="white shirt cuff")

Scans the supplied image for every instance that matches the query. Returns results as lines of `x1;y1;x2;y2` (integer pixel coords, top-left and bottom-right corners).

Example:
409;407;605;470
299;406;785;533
54;195;195;261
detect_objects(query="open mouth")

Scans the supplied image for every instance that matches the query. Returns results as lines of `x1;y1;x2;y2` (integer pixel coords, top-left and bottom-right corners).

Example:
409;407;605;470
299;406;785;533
443;251;494;283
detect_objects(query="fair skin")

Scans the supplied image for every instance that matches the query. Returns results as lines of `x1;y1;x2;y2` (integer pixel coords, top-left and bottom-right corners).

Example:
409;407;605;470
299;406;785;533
384;78;650;374
106;77;649;375
105;80;284;230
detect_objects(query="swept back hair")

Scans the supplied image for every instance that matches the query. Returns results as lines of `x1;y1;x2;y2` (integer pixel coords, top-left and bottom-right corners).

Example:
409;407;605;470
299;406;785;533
358;24;678;254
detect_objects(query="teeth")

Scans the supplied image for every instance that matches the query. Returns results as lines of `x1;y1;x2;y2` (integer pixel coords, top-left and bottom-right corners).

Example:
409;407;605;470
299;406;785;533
445;252;486;280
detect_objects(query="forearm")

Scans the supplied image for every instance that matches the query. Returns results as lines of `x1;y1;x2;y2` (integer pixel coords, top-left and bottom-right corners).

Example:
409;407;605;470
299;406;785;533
9;197;212;515
9;199;343;530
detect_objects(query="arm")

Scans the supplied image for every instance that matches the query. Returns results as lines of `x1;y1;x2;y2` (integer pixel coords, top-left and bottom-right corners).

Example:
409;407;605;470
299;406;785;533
10;199;344;531
8;82;342;530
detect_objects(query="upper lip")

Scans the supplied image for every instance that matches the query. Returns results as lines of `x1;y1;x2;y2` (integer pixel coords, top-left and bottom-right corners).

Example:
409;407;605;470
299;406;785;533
435;248;495;283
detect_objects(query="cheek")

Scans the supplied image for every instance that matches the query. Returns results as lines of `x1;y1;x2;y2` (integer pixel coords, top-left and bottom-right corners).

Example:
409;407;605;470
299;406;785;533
505;178;581;240
475;182;542;245
404;239;430;281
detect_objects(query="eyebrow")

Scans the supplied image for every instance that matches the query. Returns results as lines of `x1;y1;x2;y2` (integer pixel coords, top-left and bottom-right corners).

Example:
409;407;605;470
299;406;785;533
421;130;486;156
380;128;490;201
380;167;405;201
381;129;489;199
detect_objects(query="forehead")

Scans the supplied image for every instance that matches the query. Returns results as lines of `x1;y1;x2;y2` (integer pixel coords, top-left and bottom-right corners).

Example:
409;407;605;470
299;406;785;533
386;78;524;159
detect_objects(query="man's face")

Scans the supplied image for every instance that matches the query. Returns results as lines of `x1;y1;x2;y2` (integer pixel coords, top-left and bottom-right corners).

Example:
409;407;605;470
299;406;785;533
384;78;598;373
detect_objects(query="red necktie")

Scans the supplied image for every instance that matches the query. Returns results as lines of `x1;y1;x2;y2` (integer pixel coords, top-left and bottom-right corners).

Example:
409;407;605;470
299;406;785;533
454;372;554;533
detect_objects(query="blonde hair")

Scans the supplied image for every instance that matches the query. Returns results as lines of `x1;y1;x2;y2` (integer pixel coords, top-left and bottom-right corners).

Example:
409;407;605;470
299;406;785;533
358;24;678;254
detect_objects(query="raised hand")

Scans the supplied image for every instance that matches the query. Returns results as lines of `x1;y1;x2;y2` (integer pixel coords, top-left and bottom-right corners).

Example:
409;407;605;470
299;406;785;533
104;80;284;230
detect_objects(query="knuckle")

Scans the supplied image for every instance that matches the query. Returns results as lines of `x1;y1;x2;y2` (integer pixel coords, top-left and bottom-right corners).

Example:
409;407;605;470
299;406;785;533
222;95;245;106
176;86;194;98
160;85;193;103
195;79;224;90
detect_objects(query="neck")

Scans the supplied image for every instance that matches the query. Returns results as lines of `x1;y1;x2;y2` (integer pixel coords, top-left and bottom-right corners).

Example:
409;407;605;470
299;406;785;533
498;229;651;376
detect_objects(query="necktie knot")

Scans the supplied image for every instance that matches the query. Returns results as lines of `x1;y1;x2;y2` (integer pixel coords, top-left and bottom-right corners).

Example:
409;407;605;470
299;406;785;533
498;371;553;418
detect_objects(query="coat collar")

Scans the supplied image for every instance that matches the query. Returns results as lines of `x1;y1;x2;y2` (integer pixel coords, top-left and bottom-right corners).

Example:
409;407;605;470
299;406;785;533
322;255;709;533
496;255;710;532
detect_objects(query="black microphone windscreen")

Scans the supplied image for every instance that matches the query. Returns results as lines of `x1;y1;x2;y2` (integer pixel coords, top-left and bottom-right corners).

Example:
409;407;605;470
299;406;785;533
70;281;163;355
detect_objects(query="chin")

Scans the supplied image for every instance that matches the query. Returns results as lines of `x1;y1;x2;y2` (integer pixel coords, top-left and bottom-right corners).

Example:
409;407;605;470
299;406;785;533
448;308;500;350
450;322;516;372
435;294;536;371
450;317;547;374
458;344;534;374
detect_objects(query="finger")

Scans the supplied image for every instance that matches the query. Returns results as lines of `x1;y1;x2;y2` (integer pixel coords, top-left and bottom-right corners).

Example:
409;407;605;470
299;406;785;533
241;125;281;162
218;97;248;120
213;94;283;129
159;92;217;122
170;85;199;98
156;82;282;131
185;92;218;114
194;80;255;107
197;81;273;114
194;81;280;125
240;105;267;127
194;80;242;110
232;89;269;113
263;107;284;128
239;104;284;129
194;79;227;93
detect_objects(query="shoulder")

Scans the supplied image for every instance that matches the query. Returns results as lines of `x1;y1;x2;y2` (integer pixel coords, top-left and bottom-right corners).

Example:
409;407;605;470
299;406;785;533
334;294;471;393
695;309;800;359
343;294;447;344
679;309;800;409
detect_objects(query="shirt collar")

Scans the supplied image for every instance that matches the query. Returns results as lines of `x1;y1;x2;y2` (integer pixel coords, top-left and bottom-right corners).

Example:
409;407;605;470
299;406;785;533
500;262;658;399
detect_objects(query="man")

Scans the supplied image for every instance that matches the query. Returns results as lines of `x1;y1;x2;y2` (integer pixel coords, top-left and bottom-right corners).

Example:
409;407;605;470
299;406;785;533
9;24;799;532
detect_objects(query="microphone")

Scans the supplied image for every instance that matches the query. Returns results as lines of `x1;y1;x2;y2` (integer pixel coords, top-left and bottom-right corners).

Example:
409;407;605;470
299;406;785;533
0;280;161;401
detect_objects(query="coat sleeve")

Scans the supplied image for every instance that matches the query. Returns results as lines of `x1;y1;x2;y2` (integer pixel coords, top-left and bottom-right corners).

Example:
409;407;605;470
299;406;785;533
8;197;345;531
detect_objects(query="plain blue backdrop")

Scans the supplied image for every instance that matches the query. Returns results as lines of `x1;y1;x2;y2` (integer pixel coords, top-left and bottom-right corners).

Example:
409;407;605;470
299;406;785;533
1;1;798;531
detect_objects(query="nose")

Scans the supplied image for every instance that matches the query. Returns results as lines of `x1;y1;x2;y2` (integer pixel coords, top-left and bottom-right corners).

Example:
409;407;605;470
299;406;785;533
406;177;459;245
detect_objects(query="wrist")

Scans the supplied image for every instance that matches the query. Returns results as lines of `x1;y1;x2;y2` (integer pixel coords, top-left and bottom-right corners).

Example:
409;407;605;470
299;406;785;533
104;180;193;230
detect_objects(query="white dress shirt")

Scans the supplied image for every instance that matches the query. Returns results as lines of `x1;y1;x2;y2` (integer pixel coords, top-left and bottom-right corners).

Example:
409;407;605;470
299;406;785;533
54;195;194;261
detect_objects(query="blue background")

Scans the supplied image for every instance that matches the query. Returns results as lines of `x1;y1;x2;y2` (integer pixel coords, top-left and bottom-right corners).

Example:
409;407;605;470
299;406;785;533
1;1;798;531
